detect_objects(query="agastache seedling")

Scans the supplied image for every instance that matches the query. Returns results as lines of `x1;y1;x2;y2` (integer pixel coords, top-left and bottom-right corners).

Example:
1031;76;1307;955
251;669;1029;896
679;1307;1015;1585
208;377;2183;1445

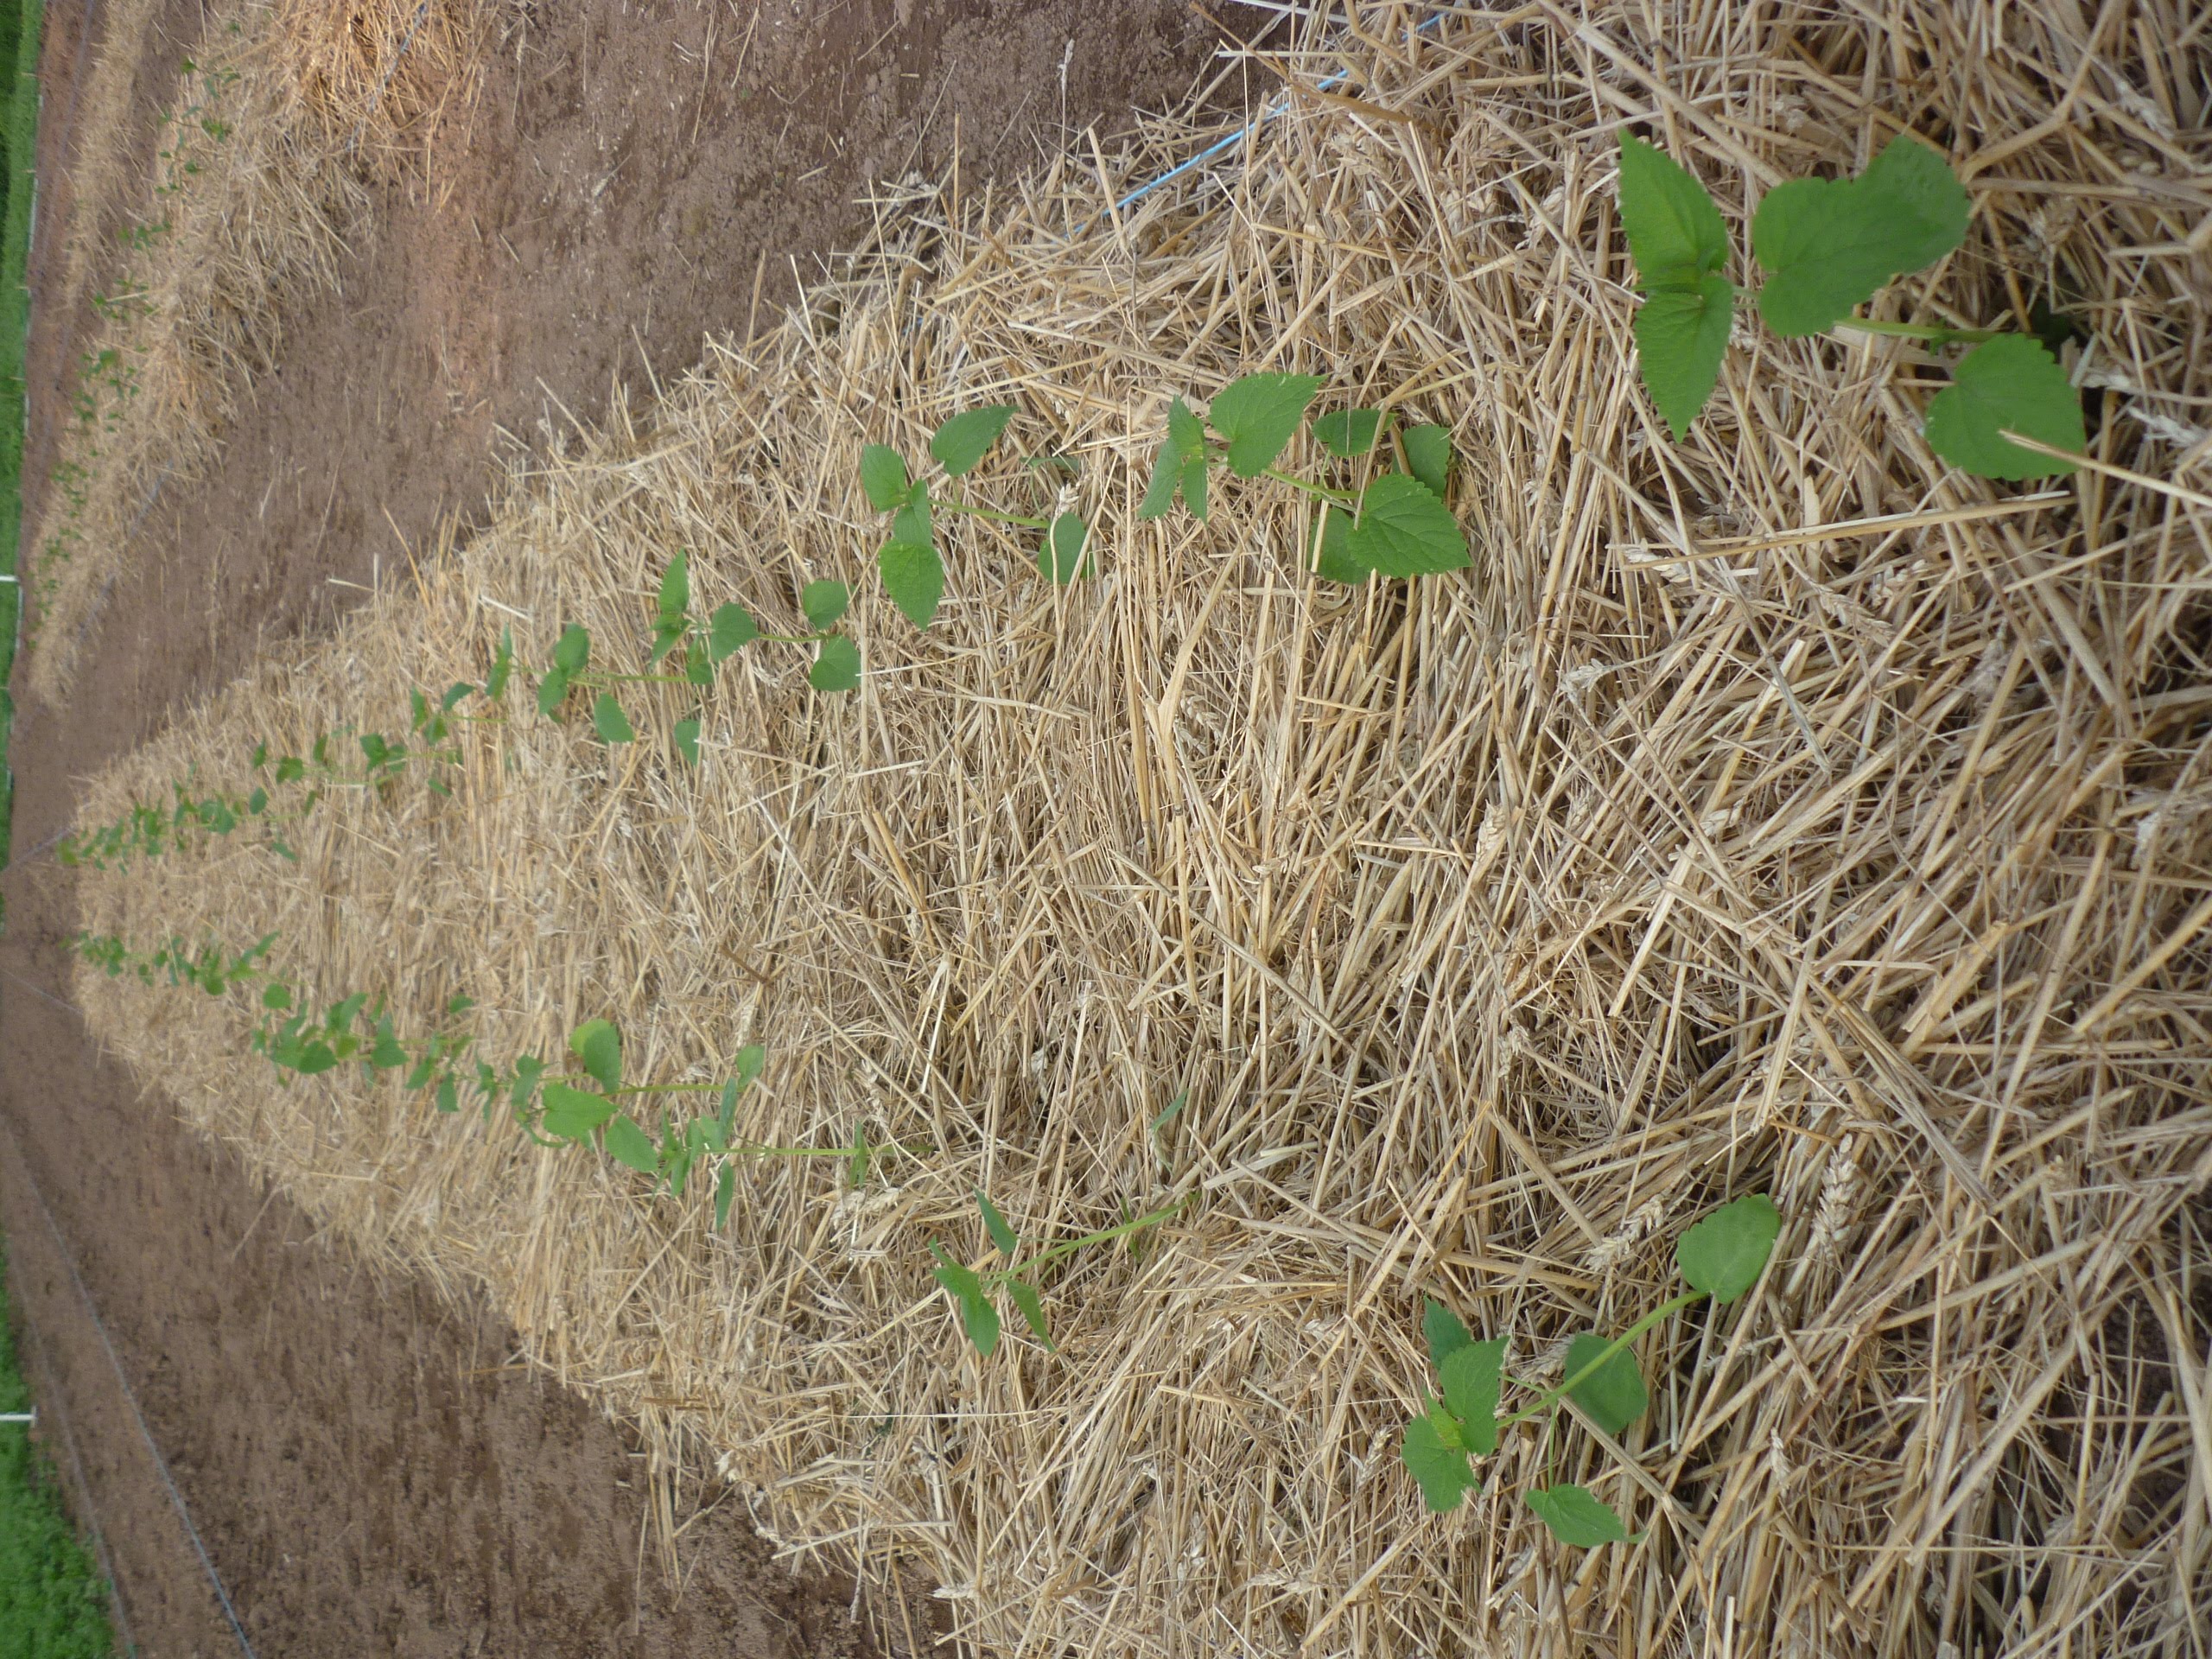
1617;132;2085;477
1402;1193;1782;1547
931;1188;1186;1357
534;551;860;745
861;403;1091;623
76;931;897;1228
1136;376;1471;582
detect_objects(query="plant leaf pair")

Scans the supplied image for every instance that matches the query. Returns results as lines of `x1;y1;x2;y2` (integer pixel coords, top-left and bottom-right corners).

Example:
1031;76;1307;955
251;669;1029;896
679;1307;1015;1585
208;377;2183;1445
1402;1193;1787;1546
1616;134;1736;441
861;405;1019;629
1402;1301;1504;1513
1138;396;1211;521
934;1190;1056;1357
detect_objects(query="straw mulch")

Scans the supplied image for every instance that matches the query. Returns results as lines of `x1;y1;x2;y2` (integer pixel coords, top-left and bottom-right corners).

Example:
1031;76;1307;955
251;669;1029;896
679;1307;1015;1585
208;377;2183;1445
27;0;502;701
74;4;2212;1655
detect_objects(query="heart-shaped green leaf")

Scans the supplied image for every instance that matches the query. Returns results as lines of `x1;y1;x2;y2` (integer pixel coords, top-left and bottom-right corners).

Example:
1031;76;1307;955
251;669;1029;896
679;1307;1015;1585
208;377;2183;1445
592;693;634;745
551;623;591;674
603;1114;661;1175
1563;1332;1648;1435
1675;1192;1782;1304
802;580;850;632
1924;335;2084;480
1402;1413;1479;1512
1313;407;1383;457
569;1020;622;1093
1210;373;1325;477
930;405;1017;476
810;633;861;693
658;551;690;623
1401;424;1452;500
860;444;911;511
878;537;944;628
709;602;758;661
1635;275;1734;441
542;1081;617;1140
1422;1299;1472;1370
1526;1483;1637;1548
1440;1338;1506;1457
535;666;569;716
1752;133;1969;337
1617;133;1731;289
1346;474;1471;576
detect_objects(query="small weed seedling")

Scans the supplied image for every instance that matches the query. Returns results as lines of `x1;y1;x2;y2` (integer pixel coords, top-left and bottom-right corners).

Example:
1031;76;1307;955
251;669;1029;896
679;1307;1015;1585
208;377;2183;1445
1617;132;2084;478
860;404;1090;623
931;1188;1185;1356
1402;1193;1781;1547
1136;376;1471;582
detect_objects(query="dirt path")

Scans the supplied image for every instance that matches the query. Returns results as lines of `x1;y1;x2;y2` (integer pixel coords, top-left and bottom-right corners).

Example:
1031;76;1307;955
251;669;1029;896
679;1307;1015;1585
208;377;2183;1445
0;2;1229;1651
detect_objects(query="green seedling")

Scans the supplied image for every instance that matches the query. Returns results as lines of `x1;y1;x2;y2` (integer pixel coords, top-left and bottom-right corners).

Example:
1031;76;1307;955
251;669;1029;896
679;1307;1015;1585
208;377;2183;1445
931;1189;1185;1357
59;681;505;874
77;931;896;1229
1402;1193;1781;1547
1618;131;2084;477
1136;376;1470;582
861;403;1091;622
534;553;859;743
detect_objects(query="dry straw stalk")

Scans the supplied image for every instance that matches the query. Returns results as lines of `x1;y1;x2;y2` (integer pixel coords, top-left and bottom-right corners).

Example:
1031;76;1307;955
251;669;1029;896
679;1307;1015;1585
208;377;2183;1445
76;3;2212;1656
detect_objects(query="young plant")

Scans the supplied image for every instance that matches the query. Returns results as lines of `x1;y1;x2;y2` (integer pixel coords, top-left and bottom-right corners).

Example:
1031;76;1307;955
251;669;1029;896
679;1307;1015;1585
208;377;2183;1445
1402;1193;1782;1546
931;1188;1185;1356
1617;131;2084;478
534;552;860;750
76;930;889;1229
860;402;1091;621
1136;376;1471;583
521;1020;904;1227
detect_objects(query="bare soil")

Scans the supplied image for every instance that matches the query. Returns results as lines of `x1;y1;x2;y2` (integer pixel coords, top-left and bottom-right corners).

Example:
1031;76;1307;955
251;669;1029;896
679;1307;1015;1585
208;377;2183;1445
0;2;1233;1651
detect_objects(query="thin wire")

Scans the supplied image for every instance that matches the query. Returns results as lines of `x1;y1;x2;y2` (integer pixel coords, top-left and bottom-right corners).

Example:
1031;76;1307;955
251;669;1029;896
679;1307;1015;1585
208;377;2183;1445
1074;9;1447;237
9;1128;260;1659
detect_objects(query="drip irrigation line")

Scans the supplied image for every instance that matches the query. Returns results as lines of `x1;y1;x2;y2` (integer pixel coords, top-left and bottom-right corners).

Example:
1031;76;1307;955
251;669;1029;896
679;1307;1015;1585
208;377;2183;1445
1074;8;1446;237
8;1128;260;1659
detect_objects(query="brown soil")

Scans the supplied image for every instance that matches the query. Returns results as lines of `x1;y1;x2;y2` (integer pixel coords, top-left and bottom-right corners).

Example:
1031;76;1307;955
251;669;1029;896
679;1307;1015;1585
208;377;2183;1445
0;2;1237;1652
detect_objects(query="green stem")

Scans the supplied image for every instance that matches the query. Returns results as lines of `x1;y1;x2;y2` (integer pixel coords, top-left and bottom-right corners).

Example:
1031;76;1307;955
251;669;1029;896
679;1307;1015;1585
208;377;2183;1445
1833;319;2003;346
1495;1289;1705;1431
1001;1196;1186;1279
937;496;1050;531
1262;467;1357;506
753;629;824;645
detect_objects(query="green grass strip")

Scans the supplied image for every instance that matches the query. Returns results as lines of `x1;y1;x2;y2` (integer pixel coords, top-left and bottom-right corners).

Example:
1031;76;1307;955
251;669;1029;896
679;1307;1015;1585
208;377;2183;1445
0;0;41;889
1;1243;118;1658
